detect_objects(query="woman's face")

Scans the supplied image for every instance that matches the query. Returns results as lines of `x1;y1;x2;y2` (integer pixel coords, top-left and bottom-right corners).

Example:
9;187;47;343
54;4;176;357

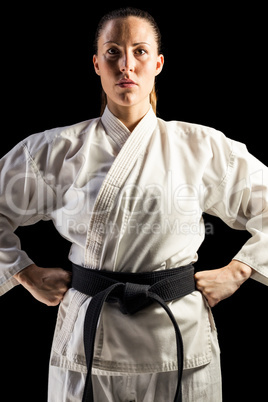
93;16;164;113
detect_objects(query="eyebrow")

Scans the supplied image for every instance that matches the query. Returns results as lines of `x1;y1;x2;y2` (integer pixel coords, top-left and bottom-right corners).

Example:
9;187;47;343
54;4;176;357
103;41;151;46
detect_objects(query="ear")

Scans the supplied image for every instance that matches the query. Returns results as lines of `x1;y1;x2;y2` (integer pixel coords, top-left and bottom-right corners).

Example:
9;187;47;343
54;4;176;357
155;54;164;77
93;54;100;76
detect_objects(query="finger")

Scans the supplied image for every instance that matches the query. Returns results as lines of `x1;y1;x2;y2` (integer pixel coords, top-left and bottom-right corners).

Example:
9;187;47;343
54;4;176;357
59;269;72;284
194;276;205;291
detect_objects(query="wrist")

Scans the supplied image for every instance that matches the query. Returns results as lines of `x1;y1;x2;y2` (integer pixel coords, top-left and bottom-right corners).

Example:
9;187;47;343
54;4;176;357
229;260;253;282
14;264;39;287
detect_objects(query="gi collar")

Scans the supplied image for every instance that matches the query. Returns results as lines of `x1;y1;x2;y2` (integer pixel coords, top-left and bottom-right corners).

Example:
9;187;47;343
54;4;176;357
101;105;157;149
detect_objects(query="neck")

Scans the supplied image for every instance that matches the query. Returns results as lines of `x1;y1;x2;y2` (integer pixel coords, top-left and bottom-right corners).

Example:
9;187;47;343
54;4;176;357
106;99;151;132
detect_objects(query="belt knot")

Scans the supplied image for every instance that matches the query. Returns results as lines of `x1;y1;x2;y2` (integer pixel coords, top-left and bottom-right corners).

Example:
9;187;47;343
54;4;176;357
120;282;151;315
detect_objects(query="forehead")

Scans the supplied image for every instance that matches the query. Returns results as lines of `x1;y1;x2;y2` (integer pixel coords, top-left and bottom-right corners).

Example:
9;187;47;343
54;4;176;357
99;16;156;45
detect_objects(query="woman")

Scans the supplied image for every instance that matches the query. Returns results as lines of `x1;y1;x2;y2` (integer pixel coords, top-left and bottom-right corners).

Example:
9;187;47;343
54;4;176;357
0;7;267;402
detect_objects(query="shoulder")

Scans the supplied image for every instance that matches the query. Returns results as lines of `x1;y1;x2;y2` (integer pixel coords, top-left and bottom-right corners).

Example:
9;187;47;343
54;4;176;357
22;117;100;156
157;116;226;141
0;117;102;174
156;116;234;156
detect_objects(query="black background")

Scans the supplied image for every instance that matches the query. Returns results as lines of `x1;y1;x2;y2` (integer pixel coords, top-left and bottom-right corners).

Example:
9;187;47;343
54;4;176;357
1;2;267;401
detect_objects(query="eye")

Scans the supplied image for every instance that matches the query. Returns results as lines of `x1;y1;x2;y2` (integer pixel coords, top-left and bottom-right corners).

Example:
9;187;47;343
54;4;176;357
107;48;119;56
135;48;147;56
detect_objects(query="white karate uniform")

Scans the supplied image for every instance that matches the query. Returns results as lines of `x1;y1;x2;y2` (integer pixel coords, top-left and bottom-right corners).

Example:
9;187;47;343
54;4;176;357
1;106;267;401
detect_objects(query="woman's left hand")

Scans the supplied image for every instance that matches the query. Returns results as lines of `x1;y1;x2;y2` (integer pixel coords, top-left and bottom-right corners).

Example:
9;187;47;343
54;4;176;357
194;260;253;307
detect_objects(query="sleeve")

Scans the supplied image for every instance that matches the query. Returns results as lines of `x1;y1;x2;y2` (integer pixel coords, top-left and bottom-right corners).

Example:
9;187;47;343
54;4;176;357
204;138;268;286
0;140;55;295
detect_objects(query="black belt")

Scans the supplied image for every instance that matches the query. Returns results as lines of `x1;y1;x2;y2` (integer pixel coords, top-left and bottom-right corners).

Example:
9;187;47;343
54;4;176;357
71;263;196;402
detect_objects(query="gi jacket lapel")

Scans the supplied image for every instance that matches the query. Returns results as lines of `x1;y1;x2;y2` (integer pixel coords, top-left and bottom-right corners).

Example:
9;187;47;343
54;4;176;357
85;106;157;268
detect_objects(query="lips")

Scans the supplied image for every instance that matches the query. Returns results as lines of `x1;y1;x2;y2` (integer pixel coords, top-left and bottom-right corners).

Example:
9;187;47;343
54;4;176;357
116;79;137;88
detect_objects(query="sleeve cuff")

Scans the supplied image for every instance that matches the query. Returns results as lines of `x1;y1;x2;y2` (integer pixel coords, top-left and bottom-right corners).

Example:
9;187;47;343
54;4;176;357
0;276;20;296
233;256;268;286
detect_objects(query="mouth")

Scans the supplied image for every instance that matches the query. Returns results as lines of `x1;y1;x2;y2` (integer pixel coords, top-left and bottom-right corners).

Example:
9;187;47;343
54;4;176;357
116;79;137;88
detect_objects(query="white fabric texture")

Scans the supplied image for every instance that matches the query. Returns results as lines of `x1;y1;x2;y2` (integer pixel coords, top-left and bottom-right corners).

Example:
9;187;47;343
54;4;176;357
1;106;268;400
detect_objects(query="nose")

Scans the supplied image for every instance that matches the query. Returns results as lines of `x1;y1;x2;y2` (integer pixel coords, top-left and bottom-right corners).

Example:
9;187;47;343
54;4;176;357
119;51;134;72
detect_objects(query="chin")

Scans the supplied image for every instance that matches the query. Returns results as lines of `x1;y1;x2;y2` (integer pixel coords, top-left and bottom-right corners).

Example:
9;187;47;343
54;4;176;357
119;93;139;106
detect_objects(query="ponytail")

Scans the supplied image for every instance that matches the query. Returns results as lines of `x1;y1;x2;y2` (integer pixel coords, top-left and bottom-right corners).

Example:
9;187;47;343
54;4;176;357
149;85;157;115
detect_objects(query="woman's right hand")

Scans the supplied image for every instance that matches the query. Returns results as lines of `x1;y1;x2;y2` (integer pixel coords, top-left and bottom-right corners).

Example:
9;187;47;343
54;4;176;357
14;264;72;306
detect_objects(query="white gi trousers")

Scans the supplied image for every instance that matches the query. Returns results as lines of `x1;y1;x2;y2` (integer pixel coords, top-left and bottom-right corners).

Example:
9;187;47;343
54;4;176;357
48;327;221;402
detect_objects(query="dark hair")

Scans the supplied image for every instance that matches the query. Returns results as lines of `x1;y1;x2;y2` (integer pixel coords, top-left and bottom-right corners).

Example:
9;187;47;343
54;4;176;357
94;7;162;55
94;7;162;114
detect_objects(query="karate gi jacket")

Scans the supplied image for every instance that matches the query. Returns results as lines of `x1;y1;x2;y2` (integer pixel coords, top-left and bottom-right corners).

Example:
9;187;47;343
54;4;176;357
0;106;268;376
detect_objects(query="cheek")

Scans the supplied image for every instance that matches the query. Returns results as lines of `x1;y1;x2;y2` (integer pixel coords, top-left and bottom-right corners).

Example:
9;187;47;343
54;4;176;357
140;58;157;76
100;62;111;77
98;62;116;91
100;57;118;73
140;62;157;86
